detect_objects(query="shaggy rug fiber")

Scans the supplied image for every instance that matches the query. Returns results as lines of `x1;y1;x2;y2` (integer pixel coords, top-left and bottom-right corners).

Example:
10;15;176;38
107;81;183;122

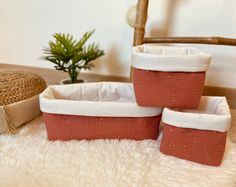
0;115;236;187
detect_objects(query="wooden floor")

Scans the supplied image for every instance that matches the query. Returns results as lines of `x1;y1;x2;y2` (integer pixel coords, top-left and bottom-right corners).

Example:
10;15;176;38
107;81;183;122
1;63;236;108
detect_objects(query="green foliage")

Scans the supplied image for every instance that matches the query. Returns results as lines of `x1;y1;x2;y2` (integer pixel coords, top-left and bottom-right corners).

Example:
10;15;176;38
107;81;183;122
43;30;104;83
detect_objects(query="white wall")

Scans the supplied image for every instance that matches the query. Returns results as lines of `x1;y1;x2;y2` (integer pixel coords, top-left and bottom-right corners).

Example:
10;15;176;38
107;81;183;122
0;0;236;88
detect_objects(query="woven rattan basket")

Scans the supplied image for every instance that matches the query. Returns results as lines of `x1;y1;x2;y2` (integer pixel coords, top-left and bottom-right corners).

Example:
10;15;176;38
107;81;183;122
0;69;46;134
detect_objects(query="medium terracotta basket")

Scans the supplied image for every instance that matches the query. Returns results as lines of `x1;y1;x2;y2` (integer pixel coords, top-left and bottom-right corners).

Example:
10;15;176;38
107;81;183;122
39;82;162;141
160;96;231;166
131;45;211;108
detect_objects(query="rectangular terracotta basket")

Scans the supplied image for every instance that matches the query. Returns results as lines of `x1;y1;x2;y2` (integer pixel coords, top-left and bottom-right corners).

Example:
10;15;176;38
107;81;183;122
39;82;162;141
131;45;211;108
160;96;231;166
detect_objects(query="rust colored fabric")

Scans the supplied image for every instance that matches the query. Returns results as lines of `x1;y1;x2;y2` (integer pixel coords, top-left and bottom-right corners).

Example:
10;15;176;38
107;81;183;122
160;123;227;166
132;68;206;108
43;113;161;141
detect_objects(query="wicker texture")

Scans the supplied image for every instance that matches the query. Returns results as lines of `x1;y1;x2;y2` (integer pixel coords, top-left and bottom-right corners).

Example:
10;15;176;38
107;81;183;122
160;123;227;166
43;113;161;141
0;69;46;105
132;68;205;108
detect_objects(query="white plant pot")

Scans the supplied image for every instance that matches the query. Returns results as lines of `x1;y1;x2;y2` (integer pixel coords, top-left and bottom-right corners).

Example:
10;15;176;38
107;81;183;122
60;78;86;85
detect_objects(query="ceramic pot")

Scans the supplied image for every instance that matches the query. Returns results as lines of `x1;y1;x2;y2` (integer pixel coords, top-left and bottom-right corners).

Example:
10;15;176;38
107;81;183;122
60;78;86;85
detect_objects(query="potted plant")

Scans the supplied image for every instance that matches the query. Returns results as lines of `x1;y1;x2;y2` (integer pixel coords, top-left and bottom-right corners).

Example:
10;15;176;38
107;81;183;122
42;30;104;84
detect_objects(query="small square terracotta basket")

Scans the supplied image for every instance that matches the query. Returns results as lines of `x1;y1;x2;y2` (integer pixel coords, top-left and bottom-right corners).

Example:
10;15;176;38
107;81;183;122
160;96;231;166
131;45;211;108
39;82;162;141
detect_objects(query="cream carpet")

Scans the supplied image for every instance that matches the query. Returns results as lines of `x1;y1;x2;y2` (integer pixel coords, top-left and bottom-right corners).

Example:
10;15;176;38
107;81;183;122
0;116;236;187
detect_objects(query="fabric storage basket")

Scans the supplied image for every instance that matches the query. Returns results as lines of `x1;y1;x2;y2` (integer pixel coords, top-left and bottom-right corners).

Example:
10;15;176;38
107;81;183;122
131;45;211;108
39;82;163;141
160;96;231;166
0;69;46;134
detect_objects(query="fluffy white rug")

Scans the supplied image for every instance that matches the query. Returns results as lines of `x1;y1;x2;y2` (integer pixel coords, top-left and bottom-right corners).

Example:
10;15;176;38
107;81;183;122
0;116;236;187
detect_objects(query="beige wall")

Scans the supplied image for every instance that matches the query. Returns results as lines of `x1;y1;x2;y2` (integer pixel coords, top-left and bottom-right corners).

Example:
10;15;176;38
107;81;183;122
0;0;236;88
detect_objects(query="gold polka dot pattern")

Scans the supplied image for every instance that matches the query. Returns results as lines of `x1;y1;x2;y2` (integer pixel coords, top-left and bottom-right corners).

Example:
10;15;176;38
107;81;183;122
160;123;227;166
